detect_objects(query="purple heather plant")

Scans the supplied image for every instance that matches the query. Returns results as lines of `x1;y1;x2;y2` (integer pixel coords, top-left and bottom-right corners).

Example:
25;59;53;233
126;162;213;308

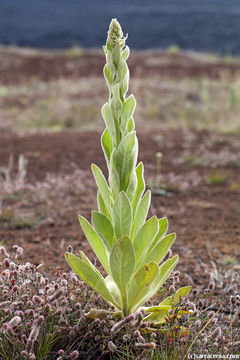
0;245;238;359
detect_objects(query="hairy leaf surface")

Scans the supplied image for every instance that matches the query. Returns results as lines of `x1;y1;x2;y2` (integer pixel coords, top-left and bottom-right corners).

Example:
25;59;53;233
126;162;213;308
79;215;110;273
113;192;132;239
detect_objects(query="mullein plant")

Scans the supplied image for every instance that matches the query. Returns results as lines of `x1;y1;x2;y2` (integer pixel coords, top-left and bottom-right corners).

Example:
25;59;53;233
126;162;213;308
65;19;191;322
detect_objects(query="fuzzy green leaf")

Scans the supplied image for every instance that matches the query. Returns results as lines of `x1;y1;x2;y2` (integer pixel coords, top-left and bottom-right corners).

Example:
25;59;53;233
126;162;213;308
103;65;112;89
113;192;132;239
149;217;169;251
159;286;192;307
115;132;138;191
109;151;120;199
92;210;115;250
101;128;113;168
131;189;151;238
122;46;130;61
119;61;128;84
128;117;135;132
79;251;103;277
126;170;137;202
128;262;159;311
111;83;122;117
91;164;112;215
154;255;179;290
79;215;110;273
133;255;179;310
101;103;115;139
105;275;121;305
132;162;145;214
109;236;135;300
144;305;172;324
121;95;136;130
145;233;176;265
65;253;118;308
133;216;159;268
97;191;110;218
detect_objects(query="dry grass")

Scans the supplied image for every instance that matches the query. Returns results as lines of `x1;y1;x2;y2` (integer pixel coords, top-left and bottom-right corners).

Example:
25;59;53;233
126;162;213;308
1;50;240;134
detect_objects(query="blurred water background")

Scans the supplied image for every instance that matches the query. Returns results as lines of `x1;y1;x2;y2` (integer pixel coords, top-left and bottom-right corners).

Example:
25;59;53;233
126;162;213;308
0;0;240;54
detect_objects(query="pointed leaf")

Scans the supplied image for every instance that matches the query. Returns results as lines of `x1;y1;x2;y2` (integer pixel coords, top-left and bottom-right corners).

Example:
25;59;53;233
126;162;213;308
79;251;103;277
144;305;171;324
134;255;179;310
128;117;135;132
149;217;169;251
101;128;113;168
97;191;110;218
126;170;137;202
92;210;115;250
119;61;128;84
103;65;112;87
154;255;179;291
109;151;120;199
111;83;122;116
121;95;136;130
122;46;130;61
128;262;159;311
160;286;192;307
132;162;145;214
65;253;118;308
113;192;132;239
91;164;112;215
79;215;110;273
105;275;121;305
109;236;135;295
101;103;115;138
131;190;151;238
133;216;159;268
120;74;129;100
115;132;138;191
146;233;176;265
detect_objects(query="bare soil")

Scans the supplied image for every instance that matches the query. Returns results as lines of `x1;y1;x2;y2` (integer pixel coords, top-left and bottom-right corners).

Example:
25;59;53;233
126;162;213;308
0;129;239;291
1;46;240;85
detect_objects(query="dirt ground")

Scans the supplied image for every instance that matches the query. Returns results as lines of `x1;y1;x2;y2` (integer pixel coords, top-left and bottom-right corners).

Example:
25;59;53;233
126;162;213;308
1;46;240;86
0;129;239;291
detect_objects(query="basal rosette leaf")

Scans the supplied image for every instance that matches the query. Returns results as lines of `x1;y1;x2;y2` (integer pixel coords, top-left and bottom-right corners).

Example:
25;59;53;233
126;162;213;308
105;275;121;305
132;255;179;311
145;233;176;265
133;216;159;268
92;210;115;251
127;262;159;312
159;286;192;307
144;286;192;324
109;236;135;314
78;215;110;273
65;252;119;309
144;305;172;324
148;217;169;251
